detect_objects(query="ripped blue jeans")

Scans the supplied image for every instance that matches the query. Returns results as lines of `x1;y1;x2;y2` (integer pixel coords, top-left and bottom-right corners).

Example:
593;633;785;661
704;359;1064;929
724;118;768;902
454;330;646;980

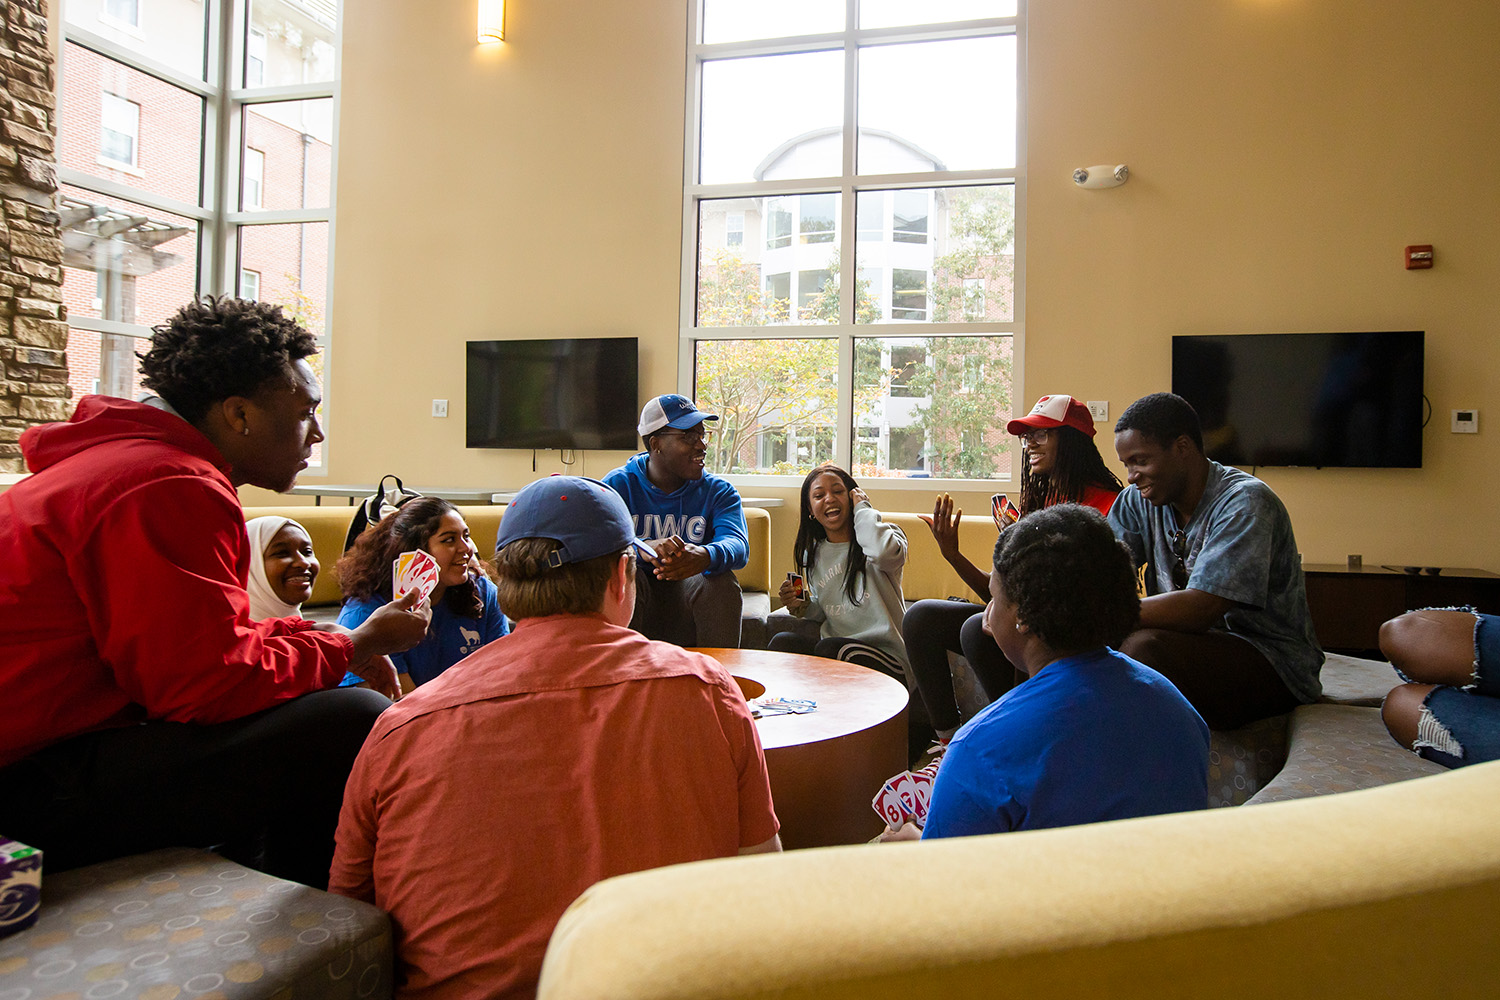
1402;611;1500;768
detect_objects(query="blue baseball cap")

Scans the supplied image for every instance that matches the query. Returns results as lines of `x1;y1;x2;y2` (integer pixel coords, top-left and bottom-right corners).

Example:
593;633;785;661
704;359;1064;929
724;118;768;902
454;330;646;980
496;476;654;567
638;394;719;438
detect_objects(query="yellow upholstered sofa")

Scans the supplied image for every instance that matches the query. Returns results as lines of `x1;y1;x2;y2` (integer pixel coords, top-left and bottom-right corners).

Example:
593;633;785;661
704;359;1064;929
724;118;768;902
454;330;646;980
241;503;772;633
537;759;1500;1000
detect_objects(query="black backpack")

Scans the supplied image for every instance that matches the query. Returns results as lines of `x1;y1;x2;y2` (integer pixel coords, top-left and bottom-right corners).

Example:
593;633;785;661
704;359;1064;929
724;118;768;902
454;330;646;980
342;475;423;552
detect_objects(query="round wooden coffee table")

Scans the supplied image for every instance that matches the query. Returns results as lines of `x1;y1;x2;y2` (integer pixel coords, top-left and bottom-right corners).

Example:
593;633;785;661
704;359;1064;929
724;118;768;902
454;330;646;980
693;648;909;849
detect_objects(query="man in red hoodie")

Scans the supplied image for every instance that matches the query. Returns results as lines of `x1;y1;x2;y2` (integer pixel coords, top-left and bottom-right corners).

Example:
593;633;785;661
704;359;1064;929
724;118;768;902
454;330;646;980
0;297;429;888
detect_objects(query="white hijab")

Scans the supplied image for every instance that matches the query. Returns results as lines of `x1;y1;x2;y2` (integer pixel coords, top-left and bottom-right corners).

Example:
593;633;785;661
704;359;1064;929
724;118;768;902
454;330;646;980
245;515;307;621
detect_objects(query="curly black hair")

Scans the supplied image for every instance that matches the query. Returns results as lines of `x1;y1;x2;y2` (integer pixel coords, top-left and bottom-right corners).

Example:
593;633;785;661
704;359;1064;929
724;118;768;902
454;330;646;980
336;497;484;619
1114;392;1203;452
1017;424;1124;516
138;297;318;424
993;503;1139;653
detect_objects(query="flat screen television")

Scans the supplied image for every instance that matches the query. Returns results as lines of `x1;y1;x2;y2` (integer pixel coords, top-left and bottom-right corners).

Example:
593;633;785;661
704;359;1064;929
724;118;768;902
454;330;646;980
1171;331;1424;468
466;337;639;450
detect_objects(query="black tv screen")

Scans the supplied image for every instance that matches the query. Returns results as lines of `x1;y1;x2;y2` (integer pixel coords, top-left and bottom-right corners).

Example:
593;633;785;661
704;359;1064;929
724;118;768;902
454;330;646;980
1171;331;1424;468
466;337;639;450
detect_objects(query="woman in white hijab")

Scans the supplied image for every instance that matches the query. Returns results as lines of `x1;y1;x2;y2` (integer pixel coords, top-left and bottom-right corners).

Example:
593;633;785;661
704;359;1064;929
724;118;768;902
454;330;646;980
245;515;320;620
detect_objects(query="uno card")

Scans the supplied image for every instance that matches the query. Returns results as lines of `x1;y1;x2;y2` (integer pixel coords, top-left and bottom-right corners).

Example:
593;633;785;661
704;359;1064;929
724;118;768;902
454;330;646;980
872;781;909;828
887;772;921;818
393;549;441;602
785;571;805;600
903;768;935;822
991;493;1020;529
871;763;939;828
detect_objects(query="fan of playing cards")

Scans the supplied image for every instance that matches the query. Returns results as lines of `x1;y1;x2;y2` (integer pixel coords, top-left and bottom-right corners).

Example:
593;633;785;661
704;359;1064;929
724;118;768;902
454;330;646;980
872;757;939;830
393;550;441;603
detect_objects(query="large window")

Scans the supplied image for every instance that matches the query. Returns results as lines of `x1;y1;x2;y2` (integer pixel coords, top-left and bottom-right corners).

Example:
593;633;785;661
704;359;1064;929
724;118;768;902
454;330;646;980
58;0;341;468
684;0;1023;482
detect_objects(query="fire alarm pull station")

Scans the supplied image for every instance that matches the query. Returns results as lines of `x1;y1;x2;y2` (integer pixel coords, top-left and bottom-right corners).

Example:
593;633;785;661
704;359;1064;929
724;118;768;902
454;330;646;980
1404;245;1434;269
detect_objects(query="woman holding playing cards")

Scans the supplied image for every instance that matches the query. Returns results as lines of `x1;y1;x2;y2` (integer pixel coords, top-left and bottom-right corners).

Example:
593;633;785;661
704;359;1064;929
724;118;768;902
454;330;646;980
336;497;508;690
903;394;1124;753
771;465;909;680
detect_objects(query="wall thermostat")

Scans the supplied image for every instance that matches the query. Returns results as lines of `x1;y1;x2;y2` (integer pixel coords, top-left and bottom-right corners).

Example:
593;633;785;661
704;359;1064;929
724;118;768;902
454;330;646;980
1452;409;1479;433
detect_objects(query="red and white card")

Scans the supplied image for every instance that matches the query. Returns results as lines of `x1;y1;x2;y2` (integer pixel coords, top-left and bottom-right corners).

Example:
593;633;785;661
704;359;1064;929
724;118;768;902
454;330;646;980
393;549;441;603
871;766;936;828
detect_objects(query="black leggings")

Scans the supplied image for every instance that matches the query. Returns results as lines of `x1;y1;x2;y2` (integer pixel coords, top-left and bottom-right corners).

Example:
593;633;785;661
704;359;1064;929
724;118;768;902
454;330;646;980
902;599;1023;733
767;630;907;683
0;687;390;889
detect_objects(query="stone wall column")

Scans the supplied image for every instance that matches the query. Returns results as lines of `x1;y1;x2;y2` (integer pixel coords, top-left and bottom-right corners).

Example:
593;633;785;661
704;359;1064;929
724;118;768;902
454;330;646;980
1;0;67;473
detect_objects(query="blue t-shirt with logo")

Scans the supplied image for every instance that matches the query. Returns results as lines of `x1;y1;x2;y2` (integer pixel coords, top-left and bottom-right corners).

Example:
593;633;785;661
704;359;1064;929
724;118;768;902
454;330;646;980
603;453;748;575
337;574;508;688
923;648;1209;839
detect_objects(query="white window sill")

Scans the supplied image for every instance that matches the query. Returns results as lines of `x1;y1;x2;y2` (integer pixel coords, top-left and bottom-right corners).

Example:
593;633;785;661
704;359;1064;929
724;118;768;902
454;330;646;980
96;156;145;178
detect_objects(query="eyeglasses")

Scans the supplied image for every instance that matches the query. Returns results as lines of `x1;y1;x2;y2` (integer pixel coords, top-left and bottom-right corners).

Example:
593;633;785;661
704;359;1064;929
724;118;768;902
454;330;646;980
1019;428;1050;448
657;427;714;445
1169;528;1190;590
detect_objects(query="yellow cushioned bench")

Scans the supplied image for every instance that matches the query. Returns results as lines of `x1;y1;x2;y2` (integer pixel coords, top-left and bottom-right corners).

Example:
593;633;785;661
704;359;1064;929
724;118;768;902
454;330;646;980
241;504;772;639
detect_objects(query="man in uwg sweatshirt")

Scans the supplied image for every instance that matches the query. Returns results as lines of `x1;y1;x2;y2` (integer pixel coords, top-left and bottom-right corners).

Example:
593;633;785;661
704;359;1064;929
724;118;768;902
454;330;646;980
604;394;748;648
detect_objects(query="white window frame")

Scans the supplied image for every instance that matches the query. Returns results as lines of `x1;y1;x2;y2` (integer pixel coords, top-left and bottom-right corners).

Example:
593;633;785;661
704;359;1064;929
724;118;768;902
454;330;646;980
246;26;267;87
101;0;141;31
240;267;261;299
59;0;343;473
679;0;1027;490
99;92;140;167
243;146;264;209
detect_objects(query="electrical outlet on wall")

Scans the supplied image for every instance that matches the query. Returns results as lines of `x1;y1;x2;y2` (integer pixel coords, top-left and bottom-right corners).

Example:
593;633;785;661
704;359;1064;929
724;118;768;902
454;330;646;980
1086;400;1109;422
432;399;449;418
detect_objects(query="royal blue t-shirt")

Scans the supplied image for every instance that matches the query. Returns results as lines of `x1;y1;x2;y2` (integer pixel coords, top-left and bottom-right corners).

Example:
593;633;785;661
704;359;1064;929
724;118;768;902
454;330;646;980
337;575;509;688
923;648;1209;839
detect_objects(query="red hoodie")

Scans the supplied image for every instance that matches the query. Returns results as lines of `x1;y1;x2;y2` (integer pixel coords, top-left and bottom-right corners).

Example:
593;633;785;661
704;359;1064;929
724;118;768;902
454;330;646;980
0;396;353;767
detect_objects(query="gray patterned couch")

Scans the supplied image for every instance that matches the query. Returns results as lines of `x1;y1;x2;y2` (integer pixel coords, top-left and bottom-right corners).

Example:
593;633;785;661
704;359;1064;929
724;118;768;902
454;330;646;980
0;848;392;1000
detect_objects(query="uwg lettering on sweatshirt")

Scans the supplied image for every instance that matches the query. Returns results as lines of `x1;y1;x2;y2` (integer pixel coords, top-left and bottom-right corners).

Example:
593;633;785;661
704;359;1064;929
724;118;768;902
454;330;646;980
635;513;708;543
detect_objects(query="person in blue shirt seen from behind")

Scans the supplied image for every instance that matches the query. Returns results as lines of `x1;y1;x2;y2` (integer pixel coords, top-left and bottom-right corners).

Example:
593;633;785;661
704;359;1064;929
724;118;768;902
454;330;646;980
336;497;509;691
923;503;1209;840
604;394;748;648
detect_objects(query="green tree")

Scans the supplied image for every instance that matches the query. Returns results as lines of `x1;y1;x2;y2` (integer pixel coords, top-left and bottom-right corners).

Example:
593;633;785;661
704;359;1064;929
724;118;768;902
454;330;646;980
902;187;1016;477
696;249;790;327
695;338;838;474
694;246;893;475
929;188;1015;324
800;248;882;324
273;273;325;386
907;336;1014;478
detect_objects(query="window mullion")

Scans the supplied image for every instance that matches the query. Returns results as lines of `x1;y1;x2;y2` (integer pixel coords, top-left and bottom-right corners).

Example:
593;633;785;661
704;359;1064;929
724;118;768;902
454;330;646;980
204;0;235;297
833;0;858;468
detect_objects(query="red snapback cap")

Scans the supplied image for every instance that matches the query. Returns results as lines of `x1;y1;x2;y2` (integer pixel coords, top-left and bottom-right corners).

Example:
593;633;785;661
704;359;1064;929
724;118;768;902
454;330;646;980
1005;394;1096;438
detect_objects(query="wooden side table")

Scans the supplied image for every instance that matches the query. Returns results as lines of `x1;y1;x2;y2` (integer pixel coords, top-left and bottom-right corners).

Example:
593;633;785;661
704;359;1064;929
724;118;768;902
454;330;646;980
1302;565;1500;653
693;648;908;850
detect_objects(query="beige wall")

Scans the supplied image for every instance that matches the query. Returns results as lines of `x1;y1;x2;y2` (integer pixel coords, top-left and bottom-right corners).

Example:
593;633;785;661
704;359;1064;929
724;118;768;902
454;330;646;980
1023;0;1500;573
285;0;1500;580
